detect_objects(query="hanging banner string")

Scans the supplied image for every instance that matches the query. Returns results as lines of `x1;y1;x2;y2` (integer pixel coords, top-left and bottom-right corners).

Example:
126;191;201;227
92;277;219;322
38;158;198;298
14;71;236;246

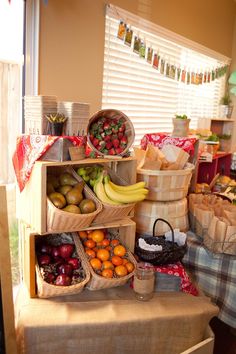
117;20;228;85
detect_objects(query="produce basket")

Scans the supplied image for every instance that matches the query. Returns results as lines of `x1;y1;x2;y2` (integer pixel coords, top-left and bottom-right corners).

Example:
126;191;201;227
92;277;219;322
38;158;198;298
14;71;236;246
47;168;102;232
70;166;135;224
136;163;194;201
135;218;187;266
87;109;135;157
73;233;136;290
35;233;90;298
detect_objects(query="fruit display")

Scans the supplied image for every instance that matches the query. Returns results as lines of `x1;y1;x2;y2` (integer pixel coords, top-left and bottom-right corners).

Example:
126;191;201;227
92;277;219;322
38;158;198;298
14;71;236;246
47;172;96;214
36;235;86;287
76;166;148;205
87;109;134;156
78;229;135;279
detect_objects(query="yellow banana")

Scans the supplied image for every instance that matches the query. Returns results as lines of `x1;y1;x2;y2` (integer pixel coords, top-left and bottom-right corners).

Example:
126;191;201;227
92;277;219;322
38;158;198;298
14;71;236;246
94;175;122;205
109;180;146;192
104;178;147;204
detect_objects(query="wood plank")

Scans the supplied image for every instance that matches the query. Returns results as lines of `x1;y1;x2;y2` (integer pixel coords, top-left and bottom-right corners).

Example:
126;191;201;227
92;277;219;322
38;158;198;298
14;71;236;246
0;185;18;354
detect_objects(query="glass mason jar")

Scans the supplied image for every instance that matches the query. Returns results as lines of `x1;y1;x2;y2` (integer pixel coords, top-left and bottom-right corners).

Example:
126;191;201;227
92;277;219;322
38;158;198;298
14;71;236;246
133;263;155;301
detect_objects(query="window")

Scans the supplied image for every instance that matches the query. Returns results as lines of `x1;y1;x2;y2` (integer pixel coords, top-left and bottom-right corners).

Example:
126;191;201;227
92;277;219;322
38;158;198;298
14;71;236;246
102;4;230;145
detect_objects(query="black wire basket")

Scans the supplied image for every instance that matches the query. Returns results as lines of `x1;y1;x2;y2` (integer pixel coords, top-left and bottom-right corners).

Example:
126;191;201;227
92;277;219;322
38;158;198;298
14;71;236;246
135;218;187;266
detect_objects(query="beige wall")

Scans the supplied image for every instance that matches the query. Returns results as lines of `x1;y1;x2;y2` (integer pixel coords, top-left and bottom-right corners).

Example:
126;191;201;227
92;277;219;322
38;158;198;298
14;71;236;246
39;0;236;115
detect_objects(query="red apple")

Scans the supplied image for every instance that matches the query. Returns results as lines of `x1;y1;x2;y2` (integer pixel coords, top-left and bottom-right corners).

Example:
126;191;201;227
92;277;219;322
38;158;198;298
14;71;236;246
59;244;74;259
58;263;73;276
51;246;60;258
55;274;71;286
38;243;52;255
67;257;80;270
38;254;51;266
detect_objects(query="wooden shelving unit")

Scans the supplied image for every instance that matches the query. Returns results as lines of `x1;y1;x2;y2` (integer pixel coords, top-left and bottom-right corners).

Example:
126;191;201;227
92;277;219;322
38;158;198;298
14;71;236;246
197;152;232;184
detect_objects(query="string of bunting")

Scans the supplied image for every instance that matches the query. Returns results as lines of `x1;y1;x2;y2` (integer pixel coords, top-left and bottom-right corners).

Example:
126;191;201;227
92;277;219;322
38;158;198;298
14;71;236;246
117;20;228;85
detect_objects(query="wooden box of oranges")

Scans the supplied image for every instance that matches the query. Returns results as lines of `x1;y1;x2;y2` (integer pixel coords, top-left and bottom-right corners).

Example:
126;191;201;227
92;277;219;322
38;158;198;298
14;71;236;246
19;219;136;297
74;225;137;291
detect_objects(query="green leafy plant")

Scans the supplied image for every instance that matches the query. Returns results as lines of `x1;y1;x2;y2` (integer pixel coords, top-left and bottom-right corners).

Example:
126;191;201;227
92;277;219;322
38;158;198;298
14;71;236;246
218;134;231;140
205;133;219;142
220;92;232;105
46;113;68;123
175;114;188;119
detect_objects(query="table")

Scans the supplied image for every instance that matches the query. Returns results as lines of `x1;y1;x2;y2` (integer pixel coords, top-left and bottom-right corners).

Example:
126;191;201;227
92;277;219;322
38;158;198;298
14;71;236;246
15;284;218;354
183;232;236;329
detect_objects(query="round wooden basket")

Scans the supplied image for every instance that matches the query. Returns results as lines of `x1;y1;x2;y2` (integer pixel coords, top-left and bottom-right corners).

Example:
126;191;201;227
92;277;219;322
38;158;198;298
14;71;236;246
87;109;135;157
136;163;194;202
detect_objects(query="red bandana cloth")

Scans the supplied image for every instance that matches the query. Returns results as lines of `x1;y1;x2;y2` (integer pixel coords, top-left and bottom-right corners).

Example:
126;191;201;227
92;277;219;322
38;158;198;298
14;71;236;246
140;133;197;155
12;135;87;192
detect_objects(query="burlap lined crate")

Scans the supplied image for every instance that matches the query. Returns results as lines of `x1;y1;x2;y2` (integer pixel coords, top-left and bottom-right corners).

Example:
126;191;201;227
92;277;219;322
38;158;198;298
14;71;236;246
137;163;194;201
73;233;136;291
134;198;189;235
35;233;90;298
70;167;135;224
47;167;102;233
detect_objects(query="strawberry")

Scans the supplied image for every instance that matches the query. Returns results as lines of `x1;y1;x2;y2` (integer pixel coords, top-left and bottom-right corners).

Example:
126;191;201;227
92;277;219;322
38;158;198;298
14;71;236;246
118;123;126;133
103;135;111;142
108;148;116;155
112;125;119;134
118;132;124;139
105;141;113;150
120;135;128;146
115;147;123;155
112;138;120;148
98;141;106;150
92;137;99;147
103;121;111;131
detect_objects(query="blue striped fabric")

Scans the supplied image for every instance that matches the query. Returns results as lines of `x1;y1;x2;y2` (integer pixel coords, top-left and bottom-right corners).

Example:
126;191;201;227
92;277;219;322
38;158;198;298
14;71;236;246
183;232;236;328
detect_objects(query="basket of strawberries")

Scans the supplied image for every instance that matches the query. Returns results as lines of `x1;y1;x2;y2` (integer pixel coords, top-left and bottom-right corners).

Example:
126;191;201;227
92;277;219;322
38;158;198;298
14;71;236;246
87;109;135;157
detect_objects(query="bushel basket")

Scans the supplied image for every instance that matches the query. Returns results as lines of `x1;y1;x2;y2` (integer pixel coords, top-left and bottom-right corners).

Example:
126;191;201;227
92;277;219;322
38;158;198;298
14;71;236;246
135;218;187;265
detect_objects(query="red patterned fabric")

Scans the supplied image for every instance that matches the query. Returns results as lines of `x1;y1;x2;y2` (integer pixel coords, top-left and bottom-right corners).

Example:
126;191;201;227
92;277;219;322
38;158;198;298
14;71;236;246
140;133;197;155
12;135;87;192
154;262;198;296
131;261;198;296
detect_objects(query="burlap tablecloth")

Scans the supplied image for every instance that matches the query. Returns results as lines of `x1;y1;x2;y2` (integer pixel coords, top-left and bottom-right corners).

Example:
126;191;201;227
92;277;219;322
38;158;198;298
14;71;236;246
15;284;218;354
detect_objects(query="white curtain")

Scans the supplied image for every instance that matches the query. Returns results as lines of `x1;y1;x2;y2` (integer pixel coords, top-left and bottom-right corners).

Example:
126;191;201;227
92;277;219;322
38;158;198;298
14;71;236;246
0;61;22;184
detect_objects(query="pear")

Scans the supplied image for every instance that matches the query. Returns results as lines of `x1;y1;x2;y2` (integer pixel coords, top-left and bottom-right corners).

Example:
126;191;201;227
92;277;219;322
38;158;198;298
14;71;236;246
73;181;85;194
47;182;55;194
79;199;96;214
47;174;60;189
57;185;73;196
65;187;83;205
49;192;66;209
59;173;78;186
62;205;81;214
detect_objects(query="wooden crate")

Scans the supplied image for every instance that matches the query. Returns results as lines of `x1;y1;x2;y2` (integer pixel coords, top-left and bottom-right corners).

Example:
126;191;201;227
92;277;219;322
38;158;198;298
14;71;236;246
19;218;136;297
180;325;214;354
16;157;137;234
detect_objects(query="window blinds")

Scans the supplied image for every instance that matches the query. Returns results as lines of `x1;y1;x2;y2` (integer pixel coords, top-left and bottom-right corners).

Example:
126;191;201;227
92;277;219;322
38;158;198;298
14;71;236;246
102;4;230;145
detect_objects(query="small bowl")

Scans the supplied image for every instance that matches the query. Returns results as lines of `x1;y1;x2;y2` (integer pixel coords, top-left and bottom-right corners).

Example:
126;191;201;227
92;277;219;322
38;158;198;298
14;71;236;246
87;109;135;157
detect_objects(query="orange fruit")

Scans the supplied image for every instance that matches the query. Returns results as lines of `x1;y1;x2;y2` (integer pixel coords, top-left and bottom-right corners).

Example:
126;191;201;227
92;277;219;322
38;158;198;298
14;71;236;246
102;260;114;270
102;239;110;247
114;265;128;277
101;268;113;278
78;231;88;240
113;245;126;257
91;229;105;243
111;239;120;247
122;258;129;265
111;255;123;266
84;239;96;249
97;249;110;262
86;249;96;259
105;246;112;252
125;262;135;273
90;258;102;270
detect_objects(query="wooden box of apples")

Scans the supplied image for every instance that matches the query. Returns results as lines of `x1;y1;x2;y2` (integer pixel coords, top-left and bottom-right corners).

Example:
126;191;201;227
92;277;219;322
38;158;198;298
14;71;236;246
35;233;90;298
74;227;137;290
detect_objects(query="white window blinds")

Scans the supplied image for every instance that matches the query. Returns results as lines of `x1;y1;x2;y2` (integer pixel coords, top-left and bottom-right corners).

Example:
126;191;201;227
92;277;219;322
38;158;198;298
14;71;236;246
102;4;231;145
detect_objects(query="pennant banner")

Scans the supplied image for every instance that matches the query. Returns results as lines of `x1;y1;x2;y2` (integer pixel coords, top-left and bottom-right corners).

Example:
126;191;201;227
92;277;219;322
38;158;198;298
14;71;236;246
117;20;228;85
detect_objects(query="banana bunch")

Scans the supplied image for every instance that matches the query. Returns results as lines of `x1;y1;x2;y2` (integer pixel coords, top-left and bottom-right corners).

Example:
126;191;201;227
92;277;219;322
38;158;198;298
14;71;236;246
93;172;148;205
